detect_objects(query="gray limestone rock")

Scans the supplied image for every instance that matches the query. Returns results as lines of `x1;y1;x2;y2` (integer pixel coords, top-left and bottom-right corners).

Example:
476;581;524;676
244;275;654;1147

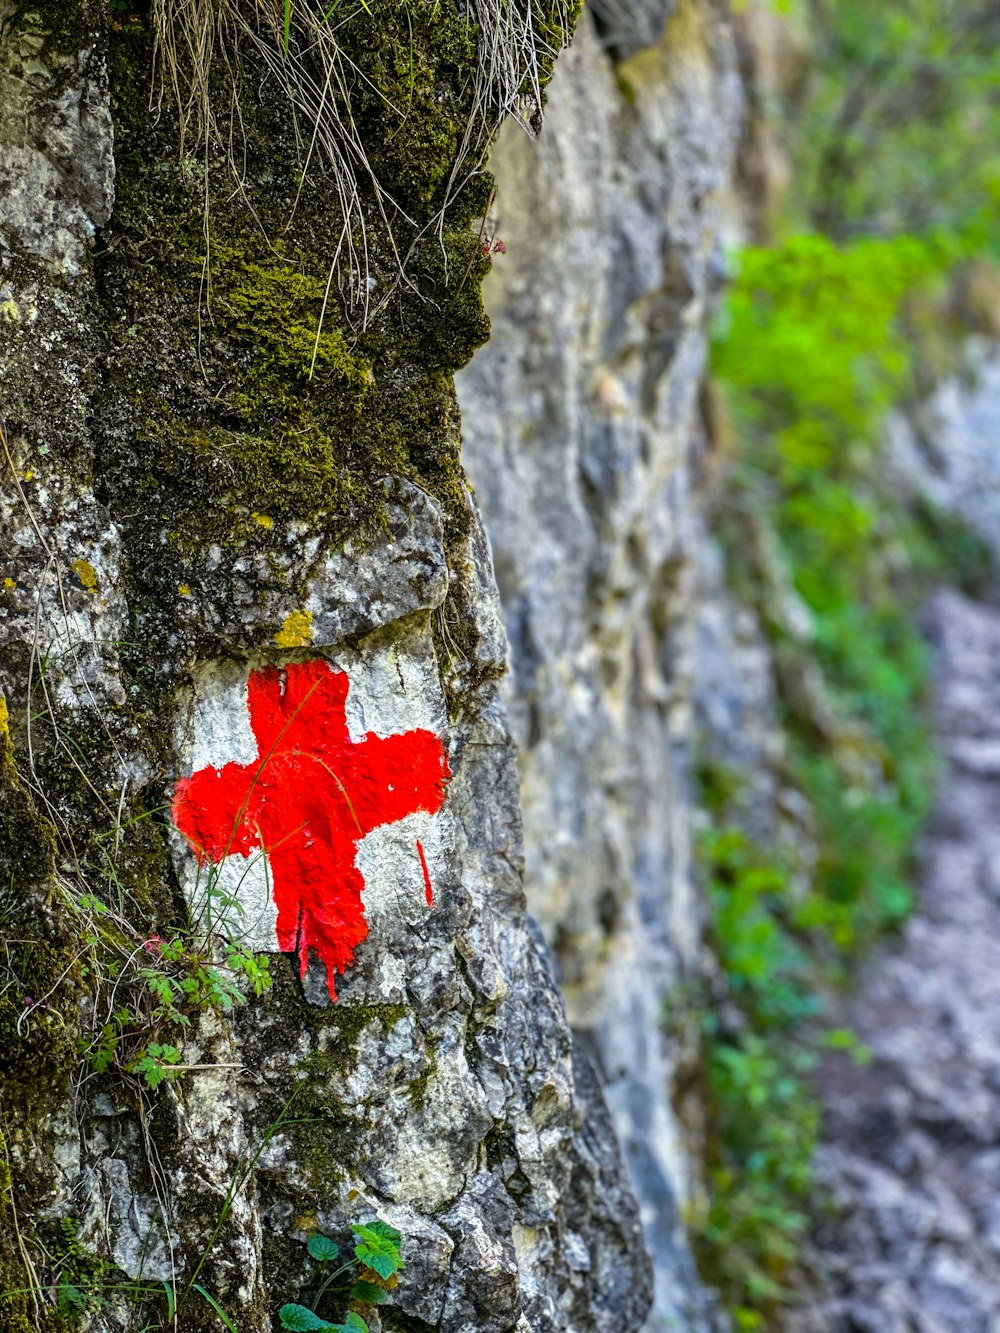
888;338;1000;571
457;5;744;1326
792;591;1000;1332
0;5;653;1332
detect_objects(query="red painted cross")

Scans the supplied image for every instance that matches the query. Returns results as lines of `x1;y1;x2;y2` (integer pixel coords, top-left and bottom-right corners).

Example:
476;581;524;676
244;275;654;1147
172;658;450;999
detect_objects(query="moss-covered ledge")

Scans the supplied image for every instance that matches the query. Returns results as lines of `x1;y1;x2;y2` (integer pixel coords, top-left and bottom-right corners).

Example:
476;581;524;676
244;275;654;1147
96;3;574;715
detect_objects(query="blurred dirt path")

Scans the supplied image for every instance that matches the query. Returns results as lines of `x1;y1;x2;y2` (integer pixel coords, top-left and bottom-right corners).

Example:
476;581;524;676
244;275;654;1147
796;588;1000;1333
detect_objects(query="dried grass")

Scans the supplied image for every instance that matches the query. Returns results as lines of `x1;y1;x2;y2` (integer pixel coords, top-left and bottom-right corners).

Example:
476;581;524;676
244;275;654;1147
149;0;575;322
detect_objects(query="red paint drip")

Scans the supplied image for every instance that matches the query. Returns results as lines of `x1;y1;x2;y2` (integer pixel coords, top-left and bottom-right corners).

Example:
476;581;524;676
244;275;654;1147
416;839;434;907
172;659;450;999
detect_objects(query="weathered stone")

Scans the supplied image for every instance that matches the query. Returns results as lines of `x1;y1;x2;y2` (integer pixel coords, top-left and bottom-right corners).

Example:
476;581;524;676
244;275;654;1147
796;588;1000;1332
0;4;656;1331
458;5;743;1325
888;341;1000;569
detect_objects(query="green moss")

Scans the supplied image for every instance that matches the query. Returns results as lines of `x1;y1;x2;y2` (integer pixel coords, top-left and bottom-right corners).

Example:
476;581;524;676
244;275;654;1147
219;246;372;388
337;8;477;214
234;991;411;1203
0;721;79;1104
316;1003;409;1064
294;1109;352;1201
0;750;56;891
95;4;555;710
0;725;77;1332
0;1128;35;1333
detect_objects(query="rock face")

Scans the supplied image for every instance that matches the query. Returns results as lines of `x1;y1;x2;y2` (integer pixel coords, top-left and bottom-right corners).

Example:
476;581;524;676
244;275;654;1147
773;361;1000;1333
889;341;1000;568
791;588;1000;1333
457;4;744;1326
0;4;655;1332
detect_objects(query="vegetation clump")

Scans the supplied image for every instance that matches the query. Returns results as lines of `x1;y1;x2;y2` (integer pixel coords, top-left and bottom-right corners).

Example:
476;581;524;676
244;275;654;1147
97;1;574;709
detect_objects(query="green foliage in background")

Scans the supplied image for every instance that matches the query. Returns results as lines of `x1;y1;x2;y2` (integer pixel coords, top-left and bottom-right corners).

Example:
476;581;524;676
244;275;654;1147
696;222;992;1319
692;0;1000;1304
786;0;1000;244
693;820;818;1318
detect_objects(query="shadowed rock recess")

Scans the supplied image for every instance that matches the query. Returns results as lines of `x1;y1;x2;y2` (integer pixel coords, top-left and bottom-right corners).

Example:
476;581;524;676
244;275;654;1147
0;2;661;1330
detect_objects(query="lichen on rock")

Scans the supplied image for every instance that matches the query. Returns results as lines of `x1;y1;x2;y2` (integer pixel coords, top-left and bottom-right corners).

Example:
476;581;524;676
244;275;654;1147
0;1;653;1330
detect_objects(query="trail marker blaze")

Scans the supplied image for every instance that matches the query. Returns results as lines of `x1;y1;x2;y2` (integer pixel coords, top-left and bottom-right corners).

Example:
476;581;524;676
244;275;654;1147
172;658;450;998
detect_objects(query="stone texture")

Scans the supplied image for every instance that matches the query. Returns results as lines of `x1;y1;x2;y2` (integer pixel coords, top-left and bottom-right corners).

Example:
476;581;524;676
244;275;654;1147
0;6;654;1332
457;5;743;1326
0;0;113;276
170;477;450;657
786;589;1000;1333
888;340;1000;569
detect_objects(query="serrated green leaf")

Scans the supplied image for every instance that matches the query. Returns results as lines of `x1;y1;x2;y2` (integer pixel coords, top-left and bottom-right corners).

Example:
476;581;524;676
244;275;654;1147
350;1279;386;1304
357;1248;396;1279
364;1223;399;1246
307;1232;339;1262
356;1220;401;1247
353;1221;403;1279
278;1304;336;1331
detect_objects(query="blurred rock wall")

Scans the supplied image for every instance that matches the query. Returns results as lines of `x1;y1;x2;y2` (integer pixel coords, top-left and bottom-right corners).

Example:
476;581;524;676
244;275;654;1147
457;4;745;1325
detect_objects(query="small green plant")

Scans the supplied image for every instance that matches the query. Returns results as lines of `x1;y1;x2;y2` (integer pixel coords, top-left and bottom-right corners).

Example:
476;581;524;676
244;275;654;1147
278;1221;404;1331
692;815;881;1313
76;897;273;1092
1;1216;239;1329
51;1217;115;1319
691;822;819;1308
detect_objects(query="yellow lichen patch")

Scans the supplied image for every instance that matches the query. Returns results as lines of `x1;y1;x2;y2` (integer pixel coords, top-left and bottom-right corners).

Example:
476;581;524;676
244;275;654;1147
70;558;98;593
275;609;314;648
178;583;192;597
23;470;32;482
0;300;18;323
3;578;14;590
251;513;274;529
0;695;7;737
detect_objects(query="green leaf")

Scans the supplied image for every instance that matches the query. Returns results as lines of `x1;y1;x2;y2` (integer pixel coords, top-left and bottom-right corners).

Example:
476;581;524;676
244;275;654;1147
350;1279;386;1304
131;1057;166;1089
339;1316;368;1333
57;1283;85;1311
278;1304;336;1331
354;1238;400;1279
353;1221;403;1279
161;1280;176;1320
355;1220;401;1247
307;1232;339;1262
193;1284;240;1333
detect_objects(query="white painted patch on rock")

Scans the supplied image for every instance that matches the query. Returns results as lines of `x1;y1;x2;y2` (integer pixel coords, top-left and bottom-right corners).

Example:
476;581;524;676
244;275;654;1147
171;623;452;996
